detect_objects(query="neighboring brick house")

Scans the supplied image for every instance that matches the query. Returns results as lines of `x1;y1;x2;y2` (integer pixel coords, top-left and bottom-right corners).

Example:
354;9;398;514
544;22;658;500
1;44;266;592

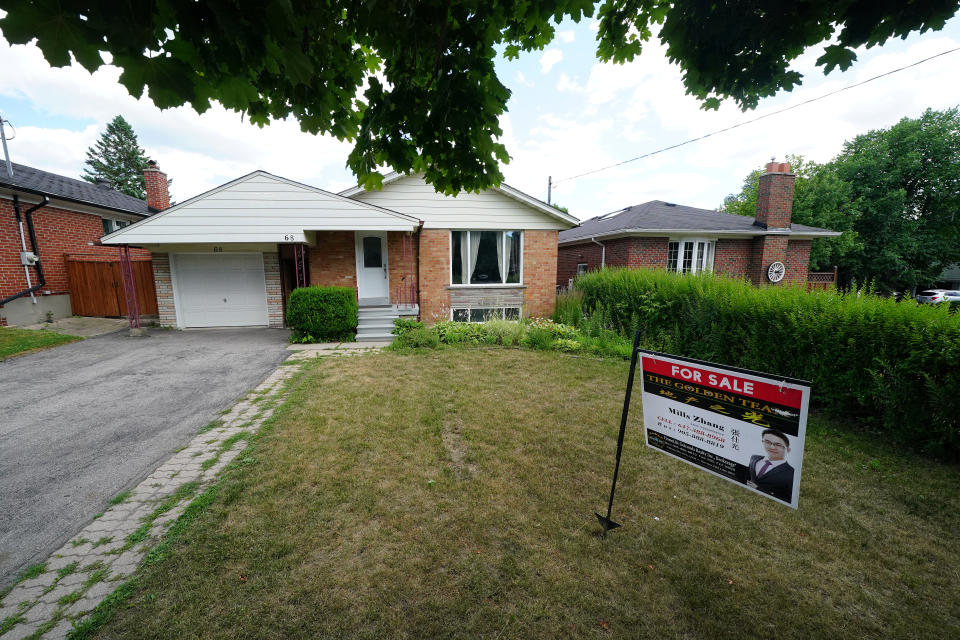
102;170;577;339
557;162;841;288
0;161;164;326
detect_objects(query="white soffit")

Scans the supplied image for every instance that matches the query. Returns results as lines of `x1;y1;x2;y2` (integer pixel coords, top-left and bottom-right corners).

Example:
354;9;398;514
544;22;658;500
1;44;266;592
102;171;420;245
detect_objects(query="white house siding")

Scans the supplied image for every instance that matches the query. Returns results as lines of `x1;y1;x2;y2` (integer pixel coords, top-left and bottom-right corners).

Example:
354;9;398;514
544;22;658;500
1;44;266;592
350;174;564;230
103;172;417;246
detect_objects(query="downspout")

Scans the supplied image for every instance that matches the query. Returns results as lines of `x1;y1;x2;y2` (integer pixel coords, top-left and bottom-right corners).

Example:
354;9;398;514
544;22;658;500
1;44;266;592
15;195;36;303
590;236;606;268
415;221;424;313
1;195;49;307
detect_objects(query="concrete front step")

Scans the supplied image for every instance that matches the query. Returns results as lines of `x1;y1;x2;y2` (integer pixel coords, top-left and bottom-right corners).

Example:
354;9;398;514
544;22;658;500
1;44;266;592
357;332;395;342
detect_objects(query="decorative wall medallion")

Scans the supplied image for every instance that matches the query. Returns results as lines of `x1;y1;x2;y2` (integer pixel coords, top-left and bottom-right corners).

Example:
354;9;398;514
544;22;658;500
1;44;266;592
767;261;786;282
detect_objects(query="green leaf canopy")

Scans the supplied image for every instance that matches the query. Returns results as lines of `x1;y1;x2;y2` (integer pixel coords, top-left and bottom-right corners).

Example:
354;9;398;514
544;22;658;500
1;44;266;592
2;0;957;192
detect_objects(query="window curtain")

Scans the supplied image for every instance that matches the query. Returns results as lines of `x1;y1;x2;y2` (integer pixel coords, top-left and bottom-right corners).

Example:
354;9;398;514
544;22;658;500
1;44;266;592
459;232;470;284
495;232;504;282
469;231;481;281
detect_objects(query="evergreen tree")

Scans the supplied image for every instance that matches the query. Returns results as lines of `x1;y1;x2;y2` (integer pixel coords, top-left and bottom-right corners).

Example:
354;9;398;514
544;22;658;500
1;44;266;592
82;115;150;199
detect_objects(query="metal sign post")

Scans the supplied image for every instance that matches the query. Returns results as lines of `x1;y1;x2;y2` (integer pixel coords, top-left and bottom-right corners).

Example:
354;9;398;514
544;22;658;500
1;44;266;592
595;330;641;536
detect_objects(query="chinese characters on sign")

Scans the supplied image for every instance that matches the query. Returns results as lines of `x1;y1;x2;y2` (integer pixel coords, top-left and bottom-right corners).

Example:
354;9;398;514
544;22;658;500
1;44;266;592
640;351;810;508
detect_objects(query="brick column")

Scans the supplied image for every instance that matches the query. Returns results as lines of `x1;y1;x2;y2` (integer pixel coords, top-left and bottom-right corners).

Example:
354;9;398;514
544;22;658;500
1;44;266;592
263;252;284;328
522;230;558;318
418;229;450;323
151;253;177;326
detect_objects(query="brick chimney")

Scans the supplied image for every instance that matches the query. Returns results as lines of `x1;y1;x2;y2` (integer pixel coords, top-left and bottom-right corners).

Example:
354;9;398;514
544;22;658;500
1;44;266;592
144;160;170;212
754;161;795;229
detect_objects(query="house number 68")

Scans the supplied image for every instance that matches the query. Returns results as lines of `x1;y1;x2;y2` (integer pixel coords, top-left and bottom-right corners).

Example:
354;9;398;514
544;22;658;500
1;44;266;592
284;234;297;241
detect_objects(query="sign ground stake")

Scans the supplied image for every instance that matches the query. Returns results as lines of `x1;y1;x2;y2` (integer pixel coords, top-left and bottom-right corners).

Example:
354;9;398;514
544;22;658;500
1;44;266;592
595;331;641;536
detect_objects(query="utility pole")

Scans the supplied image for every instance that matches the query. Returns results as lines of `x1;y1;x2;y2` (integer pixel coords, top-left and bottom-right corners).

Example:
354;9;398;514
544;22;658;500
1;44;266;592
547;175;552;205
1;115;13;179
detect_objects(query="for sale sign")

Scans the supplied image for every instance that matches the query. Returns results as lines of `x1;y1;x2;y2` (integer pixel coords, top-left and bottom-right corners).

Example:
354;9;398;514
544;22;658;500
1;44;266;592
639;351;810;508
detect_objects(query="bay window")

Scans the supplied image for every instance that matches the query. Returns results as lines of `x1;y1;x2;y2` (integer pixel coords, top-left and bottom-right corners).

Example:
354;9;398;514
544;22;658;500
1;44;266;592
451;231;522;285
667;239;715;275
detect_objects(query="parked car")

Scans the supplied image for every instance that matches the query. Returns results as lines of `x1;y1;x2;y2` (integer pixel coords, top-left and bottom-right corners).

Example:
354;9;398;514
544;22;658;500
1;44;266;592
916;289;960;304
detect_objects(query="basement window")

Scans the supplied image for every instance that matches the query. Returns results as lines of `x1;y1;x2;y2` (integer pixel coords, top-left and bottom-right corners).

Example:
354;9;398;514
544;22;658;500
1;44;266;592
452;307;521;322
667;239;714;275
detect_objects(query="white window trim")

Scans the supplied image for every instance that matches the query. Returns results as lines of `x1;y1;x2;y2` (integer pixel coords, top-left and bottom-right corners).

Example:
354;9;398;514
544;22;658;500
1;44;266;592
449;230;523;287
667;237;716;275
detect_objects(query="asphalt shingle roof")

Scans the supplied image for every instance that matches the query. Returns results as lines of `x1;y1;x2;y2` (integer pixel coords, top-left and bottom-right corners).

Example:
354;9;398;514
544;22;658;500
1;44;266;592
0;161;150;216
559;200;838;244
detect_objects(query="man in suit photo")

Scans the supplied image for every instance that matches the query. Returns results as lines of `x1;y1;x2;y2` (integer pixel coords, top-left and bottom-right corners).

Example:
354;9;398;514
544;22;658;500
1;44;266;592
746;429;795;502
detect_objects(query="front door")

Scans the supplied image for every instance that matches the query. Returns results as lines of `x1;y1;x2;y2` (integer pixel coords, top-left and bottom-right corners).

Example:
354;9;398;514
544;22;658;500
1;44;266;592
355;232;389;304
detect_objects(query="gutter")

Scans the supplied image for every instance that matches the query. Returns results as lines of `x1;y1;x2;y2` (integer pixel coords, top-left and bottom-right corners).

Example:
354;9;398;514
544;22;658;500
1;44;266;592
1;195;49;307
590;236;606;268
0;183;148;219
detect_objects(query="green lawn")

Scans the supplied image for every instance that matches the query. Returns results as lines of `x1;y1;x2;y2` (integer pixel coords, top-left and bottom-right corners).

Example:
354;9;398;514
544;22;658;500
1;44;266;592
0;326;80;359
86;350;960;639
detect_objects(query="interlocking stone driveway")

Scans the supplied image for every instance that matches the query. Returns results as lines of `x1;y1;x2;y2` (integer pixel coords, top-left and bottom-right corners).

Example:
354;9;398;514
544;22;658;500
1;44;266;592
0;328;290;588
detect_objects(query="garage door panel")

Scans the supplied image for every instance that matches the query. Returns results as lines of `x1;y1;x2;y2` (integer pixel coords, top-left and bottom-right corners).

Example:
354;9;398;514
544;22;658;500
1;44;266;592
173;253;268;327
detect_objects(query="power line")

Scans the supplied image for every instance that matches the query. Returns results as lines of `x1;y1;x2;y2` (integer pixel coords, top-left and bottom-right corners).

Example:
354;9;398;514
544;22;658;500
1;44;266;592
552;46;960;187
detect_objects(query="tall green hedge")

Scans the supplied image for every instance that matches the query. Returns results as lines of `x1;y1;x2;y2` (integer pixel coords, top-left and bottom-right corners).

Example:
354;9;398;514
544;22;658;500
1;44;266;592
286;286;358;342
568;268;960;457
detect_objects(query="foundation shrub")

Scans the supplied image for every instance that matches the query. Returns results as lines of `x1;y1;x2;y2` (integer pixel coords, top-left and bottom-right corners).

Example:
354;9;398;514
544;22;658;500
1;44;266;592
286;286;358;342
571;267;960;458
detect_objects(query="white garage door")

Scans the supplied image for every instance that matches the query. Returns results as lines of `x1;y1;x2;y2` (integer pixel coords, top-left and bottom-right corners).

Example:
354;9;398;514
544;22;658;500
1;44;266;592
172;253;268;327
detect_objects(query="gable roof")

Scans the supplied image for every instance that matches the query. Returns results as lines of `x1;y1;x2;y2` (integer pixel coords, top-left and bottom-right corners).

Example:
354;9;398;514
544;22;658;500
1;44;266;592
102;170;421;245
0;161;150;216
559;200;841;244
339;171;578;227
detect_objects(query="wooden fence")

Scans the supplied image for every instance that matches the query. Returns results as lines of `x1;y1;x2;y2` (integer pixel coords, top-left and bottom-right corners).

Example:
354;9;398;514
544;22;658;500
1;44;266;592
66;258;158;317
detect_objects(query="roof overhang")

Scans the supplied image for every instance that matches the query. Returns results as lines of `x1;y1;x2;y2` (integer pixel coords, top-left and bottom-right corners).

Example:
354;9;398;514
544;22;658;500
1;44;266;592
102;171;422;245
0;186;149;219
558;228;843;246
339;171;579;228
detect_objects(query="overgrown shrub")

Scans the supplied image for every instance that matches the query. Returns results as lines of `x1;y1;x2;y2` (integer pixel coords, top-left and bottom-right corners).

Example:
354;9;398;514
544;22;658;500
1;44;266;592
482;319;525;346
572;267;960;457
396;326;439;348
435;321;487;345
392;317;424;337
286;286;358;342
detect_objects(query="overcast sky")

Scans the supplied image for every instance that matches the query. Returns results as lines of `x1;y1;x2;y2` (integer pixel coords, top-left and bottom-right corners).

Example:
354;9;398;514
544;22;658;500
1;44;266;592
1;13;959;221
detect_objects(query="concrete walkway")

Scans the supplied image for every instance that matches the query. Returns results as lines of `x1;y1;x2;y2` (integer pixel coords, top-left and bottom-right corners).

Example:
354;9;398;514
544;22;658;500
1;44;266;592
0;344;386;639
18;317;129;338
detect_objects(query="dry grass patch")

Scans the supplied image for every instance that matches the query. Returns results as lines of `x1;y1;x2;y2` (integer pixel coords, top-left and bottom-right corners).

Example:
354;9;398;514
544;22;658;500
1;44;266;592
89;350;960;640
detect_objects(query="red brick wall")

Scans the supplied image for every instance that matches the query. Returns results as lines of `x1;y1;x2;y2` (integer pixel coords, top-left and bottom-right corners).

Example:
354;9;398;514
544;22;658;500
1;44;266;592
418;229;450;323
751;235;789;285
523;230;558;318
309;231;357;291
559;237;670;285
557;241;603;286
784;239;811;285
1;197;149;301
713;239;753;279
387;231;418;305
144;165;170;211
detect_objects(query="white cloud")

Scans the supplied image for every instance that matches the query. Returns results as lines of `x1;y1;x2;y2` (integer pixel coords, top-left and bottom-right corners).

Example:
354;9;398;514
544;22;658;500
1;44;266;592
556;30;576;44
556;73;583;93
0;40;355;203
539;49;563;74
515;71;534;87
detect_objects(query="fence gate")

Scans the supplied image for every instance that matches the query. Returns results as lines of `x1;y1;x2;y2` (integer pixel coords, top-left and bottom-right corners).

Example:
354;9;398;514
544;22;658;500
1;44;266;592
66;258;158;317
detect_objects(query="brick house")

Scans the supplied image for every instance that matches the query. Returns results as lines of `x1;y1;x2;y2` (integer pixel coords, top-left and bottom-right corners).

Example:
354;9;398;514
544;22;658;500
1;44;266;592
0;161;163;326
102;170;577;338
557;162;841;288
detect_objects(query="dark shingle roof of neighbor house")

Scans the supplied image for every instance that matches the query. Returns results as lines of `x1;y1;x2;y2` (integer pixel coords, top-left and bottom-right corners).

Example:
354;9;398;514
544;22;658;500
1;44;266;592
559;200;839;244
0;161;150;216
